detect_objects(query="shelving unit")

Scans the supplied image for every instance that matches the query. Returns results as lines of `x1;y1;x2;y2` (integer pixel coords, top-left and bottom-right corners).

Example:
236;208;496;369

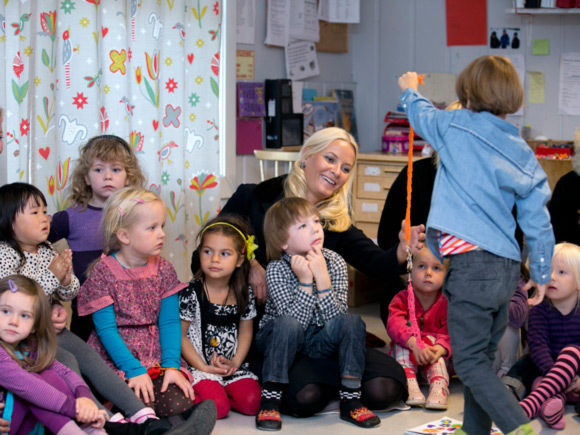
506;8;580;14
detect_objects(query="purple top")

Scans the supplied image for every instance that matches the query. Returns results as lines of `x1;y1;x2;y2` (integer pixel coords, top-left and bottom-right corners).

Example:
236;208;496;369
0;347;92;418
509;277;529;329
528;300;580;374
49;205;104;284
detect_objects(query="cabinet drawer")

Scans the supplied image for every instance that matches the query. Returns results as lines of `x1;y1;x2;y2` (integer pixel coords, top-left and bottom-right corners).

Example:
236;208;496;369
358;162;406;177
356;175;395;200
353;198;384;223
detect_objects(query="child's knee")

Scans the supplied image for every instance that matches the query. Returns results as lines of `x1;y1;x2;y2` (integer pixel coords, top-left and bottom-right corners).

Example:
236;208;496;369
332;313;365;337
227;379;261;415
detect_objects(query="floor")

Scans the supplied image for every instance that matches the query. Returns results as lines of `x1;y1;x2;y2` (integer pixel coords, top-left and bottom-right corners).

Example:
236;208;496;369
212;302;580;434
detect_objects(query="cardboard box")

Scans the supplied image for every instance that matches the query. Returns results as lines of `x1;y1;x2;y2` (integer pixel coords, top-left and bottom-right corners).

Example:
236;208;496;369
347;266;383;307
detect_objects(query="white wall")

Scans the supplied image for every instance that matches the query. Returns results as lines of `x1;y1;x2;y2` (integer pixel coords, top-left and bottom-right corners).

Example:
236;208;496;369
238;0;580;164
353;0;580;152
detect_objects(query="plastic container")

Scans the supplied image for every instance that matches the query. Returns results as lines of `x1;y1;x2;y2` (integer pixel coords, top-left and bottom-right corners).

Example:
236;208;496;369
382;135;409;153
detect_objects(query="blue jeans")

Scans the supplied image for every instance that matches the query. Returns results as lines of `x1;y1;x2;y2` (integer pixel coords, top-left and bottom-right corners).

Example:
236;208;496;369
444;250;528;434
256;314;366;384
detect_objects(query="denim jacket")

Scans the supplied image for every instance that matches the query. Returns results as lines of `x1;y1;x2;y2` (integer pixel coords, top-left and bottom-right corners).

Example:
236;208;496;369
400;88;554;284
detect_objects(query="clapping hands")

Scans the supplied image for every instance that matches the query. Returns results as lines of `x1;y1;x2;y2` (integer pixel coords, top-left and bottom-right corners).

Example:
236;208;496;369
49;249;74;286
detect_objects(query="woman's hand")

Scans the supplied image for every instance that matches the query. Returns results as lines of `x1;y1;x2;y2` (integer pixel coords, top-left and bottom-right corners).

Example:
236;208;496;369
49;250;74;286
397;221;425;264
128;373;155;405
249;259;267;304
398;72;419;92
75;397;105;425
51;303;68;334
160;369;194;400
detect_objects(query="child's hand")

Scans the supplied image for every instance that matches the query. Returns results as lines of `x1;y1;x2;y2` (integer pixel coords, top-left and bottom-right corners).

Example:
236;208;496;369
290;255;313;291
211;354;238;376
398;72;420;92
75;397;104;425
428;345;447;364
128;373;155;405
51;303;68;334
49;250;74;286
525;280;546;306
206;352;236;376
0;403;10;434
306;245;331;290
161;368;194;400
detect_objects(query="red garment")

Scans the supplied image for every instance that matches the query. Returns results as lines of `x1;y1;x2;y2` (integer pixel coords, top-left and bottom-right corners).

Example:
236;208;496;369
387;289;451;358
193;378;261;419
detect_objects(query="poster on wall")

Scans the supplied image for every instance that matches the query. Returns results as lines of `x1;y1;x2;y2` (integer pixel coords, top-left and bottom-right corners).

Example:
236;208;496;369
445;0;487;46
489;27;521;50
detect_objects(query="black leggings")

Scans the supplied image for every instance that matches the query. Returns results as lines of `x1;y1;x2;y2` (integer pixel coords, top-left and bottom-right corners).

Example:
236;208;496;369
283;376;405;417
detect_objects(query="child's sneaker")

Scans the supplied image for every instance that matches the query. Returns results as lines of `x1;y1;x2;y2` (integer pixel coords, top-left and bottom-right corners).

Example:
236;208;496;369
539;396;565;430
425;380;449;410
339;386;380;428
406;376;426;407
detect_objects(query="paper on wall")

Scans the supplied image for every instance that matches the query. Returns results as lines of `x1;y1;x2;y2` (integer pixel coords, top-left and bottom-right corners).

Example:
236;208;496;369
285;40;320;81
237;0;256;45
290;0;320;43
559;53;580;116
318;0;360;24
265;0;291;47
528;71;545;104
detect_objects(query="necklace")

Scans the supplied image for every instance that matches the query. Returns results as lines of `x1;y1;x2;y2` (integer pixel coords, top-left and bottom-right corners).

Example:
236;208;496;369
203;280;233;349
203;280;232;306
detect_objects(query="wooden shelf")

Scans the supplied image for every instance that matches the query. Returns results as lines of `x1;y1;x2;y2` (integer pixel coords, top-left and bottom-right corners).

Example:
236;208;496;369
506;8;580;14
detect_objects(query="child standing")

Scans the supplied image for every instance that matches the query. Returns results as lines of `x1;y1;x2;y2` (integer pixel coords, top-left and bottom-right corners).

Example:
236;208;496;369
387;246;451;410
180;215;261;419
0;183;205;432
78;187;215;431
256;197;380;430
519;243;580;429
0;275;106;434
398;55;554;435
49;134;145;340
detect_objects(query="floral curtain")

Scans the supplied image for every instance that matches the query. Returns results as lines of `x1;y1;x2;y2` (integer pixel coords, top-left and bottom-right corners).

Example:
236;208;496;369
0;0;222;280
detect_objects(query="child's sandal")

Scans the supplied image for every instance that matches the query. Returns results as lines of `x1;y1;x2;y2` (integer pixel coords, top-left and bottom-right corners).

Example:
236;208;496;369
255;408;282;431
425;380;449;410
406;377;426;407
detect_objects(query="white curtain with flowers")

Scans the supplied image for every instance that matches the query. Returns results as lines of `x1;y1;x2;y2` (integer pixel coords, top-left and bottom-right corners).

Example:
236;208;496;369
0;0;223;280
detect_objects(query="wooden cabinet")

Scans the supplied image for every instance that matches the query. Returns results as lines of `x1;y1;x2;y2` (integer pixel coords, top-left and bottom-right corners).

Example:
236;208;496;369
352;152;422;241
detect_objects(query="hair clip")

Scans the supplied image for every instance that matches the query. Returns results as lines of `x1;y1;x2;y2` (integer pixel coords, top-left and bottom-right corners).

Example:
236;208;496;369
8;280;18;293
200;222;259;261
117;205;125;216
131;198;145;204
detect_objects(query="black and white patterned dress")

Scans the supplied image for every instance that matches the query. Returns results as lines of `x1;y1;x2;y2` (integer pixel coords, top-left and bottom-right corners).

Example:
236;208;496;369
179;279;258;386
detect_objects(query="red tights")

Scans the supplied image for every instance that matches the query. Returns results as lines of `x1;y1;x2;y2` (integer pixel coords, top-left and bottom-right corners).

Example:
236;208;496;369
193;378;261;419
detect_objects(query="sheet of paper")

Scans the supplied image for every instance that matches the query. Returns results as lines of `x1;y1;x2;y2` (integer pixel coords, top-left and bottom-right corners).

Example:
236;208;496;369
236;49;255;80
559;52;580;116
532;38;550;56
285;40;320;81
528;71;545;104
292;81;304;113
237;0;256;45
318;0;360;24
445;0;487;46
405;416;502;435
265;0;291;47
505;54;525;116
290;0;320;42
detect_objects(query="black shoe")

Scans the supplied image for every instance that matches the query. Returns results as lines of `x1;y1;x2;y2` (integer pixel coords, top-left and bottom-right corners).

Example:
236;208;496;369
575;399;580;416
339;404;381;429
255;408;282;431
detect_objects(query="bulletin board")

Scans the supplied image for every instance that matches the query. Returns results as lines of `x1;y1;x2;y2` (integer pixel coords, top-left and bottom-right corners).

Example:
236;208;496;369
316;21;348;53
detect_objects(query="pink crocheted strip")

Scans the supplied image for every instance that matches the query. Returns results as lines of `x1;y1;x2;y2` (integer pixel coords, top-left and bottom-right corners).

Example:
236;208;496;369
77;295;114;316
406;279;427;350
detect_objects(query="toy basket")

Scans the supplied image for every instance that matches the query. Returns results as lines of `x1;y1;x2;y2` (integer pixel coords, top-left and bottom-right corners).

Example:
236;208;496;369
382;135;409;153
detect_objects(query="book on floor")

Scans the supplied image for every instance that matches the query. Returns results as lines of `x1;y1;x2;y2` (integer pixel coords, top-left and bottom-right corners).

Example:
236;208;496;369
405;417;502;435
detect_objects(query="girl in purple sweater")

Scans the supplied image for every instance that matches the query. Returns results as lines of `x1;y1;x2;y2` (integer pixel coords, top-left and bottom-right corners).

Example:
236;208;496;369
520;243;580;429
0;275;106;434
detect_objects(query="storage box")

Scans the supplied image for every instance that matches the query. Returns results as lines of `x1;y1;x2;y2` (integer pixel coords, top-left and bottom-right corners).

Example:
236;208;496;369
381;135;409;153
347;266;383;307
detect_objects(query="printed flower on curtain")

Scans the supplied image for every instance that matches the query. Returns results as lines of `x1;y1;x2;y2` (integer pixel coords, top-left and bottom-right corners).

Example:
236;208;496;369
129;131;144;152
47;158;71;211
167;178;185;224
37;84;57;136
135;51;160;107
189;172;218;226
210;52;219;98
192;0;207;29
11;13;31;36
39;10;58;72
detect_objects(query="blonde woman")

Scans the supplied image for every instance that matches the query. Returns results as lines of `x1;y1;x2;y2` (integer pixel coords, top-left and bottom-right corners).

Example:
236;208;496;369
191;127;425;418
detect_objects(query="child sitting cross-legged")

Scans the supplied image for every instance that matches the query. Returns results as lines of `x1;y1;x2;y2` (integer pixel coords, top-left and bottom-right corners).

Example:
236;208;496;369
255;197;380;431
387;246;451;410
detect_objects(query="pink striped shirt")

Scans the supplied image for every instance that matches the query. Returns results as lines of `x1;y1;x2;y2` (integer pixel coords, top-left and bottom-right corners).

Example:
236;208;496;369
438;231;479;257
